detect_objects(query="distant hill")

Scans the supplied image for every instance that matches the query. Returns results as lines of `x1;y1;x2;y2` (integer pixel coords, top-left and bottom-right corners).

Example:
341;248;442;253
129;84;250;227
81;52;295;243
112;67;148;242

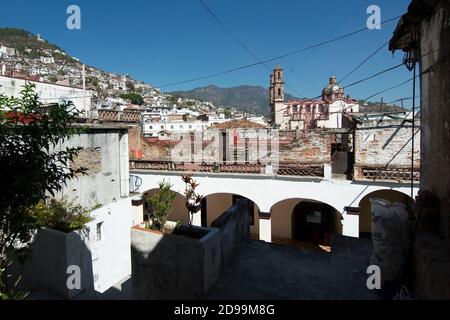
170;85;300;116
358;100;408;114
0;28;75;63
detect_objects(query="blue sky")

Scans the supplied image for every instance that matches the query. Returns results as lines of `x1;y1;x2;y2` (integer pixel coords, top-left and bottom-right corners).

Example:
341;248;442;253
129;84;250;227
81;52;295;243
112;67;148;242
0;0;416;107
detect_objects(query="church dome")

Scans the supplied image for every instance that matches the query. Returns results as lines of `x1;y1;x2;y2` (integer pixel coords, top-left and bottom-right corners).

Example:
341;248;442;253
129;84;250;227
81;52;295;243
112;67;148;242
322;76;345;101
322;76;343;94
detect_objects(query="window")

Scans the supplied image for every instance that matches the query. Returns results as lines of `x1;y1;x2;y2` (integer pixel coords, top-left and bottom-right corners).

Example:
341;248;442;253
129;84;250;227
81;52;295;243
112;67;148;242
161;125;164;129
171;125;174;129
96;222;103;241
277;88;281;97
149;125;153;129
189;125;192;129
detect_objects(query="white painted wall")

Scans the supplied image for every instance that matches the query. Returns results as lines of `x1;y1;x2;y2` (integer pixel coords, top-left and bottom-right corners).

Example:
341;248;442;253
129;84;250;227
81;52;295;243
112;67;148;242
0;75;93;114
86;197;132;293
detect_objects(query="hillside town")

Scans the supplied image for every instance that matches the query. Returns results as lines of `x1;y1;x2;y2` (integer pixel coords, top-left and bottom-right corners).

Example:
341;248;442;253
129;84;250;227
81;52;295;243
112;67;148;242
0;0;449;308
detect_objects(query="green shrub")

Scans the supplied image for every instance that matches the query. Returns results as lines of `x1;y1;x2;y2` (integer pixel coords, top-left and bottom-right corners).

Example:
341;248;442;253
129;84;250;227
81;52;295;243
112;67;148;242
146;180;176;232
28;196;96;233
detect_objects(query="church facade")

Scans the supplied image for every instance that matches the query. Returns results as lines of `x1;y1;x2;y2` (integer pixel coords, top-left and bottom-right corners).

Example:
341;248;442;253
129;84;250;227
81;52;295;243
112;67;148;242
269;65;359;130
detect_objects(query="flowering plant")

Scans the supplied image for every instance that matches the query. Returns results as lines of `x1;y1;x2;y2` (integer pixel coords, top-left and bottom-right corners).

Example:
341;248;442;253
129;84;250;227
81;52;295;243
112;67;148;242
182;175;203;228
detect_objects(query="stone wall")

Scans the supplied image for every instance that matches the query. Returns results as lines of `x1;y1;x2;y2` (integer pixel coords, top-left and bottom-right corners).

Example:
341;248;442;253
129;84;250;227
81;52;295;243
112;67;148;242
129;128;335;165
415;0;450;299
354;119;421;169
278;130;333;164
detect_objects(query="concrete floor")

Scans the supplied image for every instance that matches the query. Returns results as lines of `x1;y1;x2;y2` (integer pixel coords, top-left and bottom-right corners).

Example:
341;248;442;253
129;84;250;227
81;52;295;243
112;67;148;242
28;235;381;300
204;236;380;300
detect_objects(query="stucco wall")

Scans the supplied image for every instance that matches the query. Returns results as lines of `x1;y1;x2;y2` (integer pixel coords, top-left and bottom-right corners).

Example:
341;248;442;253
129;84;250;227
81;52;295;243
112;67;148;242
271;198;301;239
8;197;132;298
211;199;250;265
58;129;130;208
131;226;221;299
0;75;93;114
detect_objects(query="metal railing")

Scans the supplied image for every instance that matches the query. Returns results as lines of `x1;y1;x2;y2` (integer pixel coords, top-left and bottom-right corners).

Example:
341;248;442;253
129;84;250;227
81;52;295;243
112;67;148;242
359;166;420;182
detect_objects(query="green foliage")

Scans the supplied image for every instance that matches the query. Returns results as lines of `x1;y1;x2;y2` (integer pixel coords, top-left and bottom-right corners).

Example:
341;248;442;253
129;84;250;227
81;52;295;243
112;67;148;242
119;93;144;106
0;266;28;300
146;180;176;232
0;83;86;265
0;28;63;56
28;197;96;233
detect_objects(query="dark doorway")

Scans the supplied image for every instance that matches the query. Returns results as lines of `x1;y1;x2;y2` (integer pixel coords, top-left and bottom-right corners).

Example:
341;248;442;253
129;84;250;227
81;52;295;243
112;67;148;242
292;202;338;246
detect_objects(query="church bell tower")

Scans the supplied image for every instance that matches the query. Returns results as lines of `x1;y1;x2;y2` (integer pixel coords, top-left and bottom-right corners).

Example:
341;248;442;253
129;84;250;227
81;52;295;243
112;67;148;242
269;65;285;127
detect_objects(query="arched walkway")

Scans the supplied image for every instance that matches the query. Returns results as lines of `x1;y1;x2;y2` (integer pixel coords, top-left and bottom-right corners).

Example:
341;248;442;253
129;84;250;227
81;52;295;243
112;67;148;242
200;193;259;231
133;171;419;238
270;198;342;250
358;189;414;239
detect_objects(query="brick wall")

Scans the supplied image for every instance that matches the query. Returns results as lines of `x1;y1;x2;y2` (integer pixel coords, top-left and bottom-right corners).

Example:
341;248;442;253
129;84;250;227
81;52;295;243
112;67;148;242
278;130;333;164
354;119;421;168
130;129;334;165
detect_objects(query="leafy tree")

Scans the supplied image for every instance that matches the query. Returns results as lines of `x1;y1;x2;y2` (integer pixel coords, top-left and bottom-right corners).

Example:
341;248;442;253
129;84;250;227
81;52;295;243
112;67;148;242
0;84;86;292
146;180;176;232
119;93;144;106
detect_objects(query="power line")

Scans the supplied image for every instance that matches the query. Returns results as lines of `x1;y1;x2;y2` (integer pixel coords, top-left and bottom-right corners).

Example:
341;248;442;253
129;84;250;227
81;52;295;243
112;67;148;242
340;41;389;84
198;0;303;97
157;15;402;88
364;53;450;102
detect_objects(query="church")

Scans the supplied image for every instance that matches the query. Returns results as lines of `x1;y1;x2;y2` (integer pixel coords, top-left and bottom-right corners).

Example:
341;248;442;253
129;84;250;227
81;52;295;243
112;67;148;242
269;65;359;130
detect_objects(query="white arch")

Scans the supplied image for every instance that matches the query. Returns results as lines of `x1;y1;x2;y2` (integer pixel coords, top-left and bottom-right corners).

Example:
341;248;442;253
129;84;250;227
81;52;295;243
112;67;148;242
133;171;418;237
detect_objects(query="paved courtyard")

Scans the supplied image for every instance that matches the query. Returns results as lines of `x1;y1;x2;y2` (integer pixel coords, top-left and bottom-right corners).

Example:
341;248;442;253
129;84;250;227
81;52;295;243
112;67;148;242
204;236;380;300
28;235;380;300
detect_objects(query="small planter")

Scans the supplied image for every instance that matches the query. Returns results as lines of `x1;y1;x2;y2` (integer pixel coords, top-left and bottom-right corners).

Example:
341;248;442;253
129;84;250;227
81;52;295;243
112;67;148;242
131;222;221;300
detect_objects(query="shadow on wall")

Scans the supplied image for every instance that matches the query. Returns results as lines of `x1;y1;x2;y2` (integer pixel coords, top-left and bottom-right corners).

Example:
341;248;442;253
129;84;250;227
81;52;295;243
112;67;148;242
130;198;251;300
7;228;95;300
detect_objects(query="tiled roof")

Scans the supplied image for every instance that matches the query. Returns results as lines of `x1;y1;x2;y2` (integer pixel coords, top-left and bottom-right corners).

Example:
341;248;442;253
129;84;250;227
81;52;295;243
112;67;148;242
210;119;269;129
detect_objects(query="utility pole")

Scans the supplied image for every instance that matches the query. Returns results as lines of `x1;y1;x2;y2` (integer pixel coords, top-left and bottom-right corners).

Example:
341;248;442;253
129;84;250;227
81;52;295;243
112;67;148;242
380;97;383;113
82;64;86;114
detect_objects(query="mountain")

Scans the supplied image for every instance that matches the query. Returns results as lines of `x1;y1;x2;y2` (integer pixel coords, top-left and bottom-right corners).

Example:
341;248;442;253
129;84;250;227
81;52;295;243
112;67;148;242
358;100;408;113
170;85;300;117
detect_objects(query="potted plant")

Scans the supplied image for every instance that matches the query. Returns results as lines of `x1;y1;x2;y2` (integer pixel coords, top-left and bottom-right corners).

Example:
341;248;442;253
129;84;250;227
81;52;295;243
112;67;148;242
6;196;98;299
131;177;221;299
145;180;176;233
